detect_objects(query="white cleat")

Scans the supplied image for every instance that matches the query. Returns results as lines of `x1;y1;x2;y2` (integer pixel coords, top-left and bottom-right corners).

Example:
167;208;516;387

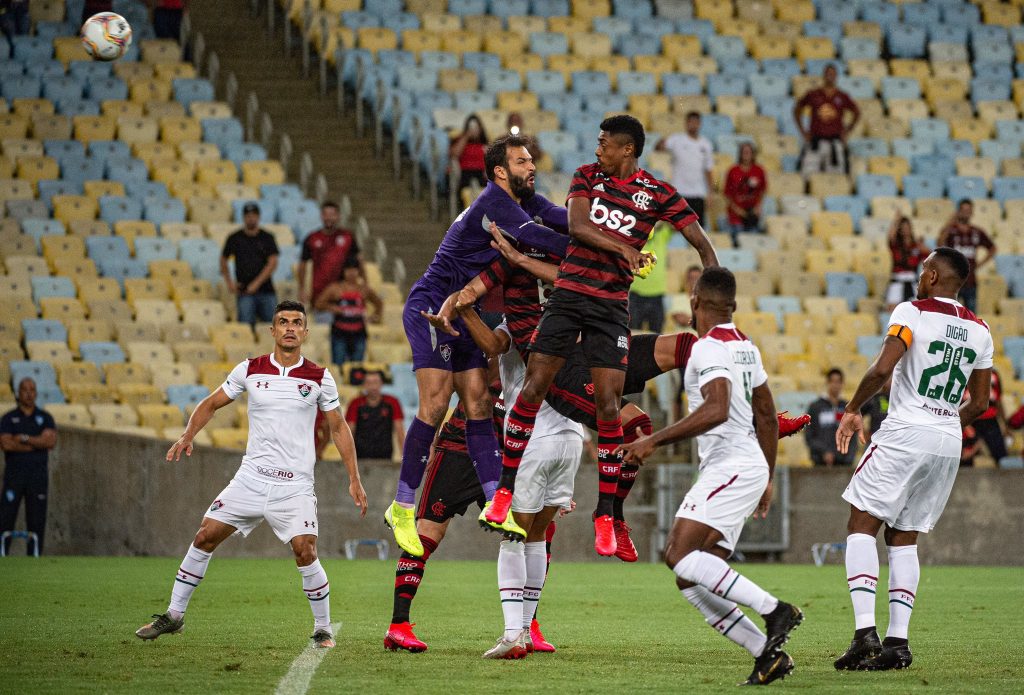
482;629;528;659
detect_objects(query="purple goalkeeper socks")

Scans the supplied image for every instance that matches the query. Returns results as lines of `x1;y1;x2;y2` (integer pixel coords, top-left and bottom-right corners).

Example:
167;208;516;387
396;417;439;505
466;418;501;500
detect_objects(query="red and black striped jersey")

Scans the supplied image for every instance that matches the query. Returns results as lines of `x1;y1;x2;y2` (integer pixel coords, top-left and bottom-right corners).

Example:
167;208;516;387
557;162;697;301
479;251;559;356
435;383;505;453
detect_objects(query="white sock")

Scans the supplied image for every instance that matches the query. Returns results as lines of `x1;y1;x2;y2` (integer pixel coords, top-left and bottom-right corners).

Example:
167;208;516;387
845;533;879;631
672;551;778;615
886;545;919;640
682;585;767;657
168;544;212;617
497;540;526;641
299;559;331;631
522;541;546;629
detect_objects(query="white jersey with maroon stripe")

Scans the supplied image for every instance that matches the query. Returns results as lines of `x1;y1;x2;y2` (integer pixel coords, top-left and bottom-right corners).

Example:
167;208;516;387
883;297;994;437
220;354;341;486
684;323;769;471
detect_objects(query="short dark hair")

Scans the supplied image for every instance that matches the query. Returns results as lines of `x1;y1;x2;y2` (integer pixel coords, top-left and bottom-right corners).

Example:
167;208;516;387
600;114;646;157
956;198;973;209
932;246;970;283
695;266;736;301
827;368;844;381
685;110;701;121
823;63;837;73
484;134;533;182
274;300;307;317
321;201;339;211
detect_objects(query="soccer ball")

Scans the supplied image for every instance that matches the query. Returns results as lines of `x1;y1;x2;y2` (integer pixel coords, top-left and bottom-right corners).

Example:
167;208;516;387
80;12;133;62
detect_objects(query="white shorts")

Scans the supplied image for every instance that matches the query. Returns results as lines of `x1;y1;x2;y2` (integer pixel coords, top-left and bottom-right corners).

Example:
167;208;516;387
205;474;319;543
512;435;583;514
843;426;960;533
676;464;769;551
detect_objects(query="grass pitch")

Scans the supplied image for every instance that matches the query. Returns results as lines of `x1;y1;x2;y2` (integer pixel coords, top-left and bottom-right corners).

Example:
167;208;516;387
2;558;1021;694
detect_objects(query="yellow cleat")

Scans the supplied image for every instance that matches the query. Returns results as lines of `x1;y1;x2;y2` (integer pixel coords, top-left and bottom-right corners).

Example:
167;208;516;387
633;251;657;279
478;501;527;542
384;501;423;557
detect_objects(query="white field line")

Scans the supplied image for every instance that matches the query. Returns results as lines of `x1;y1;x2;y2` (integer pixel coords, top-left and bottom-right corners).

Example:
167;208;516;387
274;621;342;695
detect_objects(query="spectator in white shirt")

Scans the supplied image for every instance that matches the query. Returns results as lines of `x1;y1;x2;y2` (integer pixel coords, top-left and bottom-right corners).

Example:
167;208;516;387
656;111;715;230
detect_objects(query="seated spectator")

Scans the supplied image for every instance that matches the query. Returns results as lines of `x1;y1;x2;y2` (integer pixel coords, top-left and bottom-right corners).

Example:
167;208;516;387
220;202;279;327
722;142;767;243
314;258;382;365
794;63;860;175
449;114;488;192
668;265;703;330
886;212;930;310
805;369;856;467
345;371;404;460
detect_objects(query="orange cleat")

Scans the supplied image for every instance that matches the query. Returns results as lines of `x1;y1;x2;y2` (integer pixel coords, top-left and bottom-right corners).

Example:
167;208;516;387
593;514;617;556
484;487;513;524
613;520;638;562
777;411;811;439
529;619;555;653
384;622;428;653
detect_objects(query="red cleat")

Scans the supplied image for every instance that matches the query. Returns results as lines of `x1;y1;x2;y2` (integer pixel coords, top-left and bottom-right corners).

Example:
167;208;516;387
593;514;617;556
484;487;513;524
384;622;427;653
530;619;555;653
777;411;811;439
613;520;638;562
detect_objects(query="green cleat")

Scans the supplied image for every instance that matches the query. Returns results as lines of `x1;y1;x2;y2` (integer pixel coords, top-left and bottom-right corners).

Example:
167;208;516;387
478;501;527;542
384;501;423;557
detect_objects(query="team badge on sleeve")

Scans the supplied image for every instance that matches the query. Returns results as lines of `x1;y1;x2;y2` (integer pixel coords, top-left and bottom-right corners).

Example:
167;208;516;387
297;384;312;398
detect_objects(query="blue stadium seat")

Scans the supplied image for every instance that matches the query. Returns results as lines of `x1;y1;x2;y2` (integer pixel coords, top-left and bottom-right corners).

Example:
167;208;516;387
125;181;170;203
56;99;101;117
936;139;976;160
714;133;754;155
480;67;520;93
230;199;277;224
22;319;67;343
593;16;633;38
803;20;842;46
88;140;131;165
758;96;795;129
971;24;1009;46
30;277;76;303
892;139;933;160
700;114;735;139
662;73;702;97
857;335;883;358
972;79;1011;104
539;92;583;119
85;76;128;102
750;74;789;101
365;0;405;17
37;180;82;210
85;236;130;261
776;391;818;417
980;140;1020;169
167;384;211;410
862;1;900;25
911;153;955;179
179;239;222;281
717;57;758;78
528;32;568;57
531;0;570;17
259;183;304;204
200;118;245;150
453;91;495;113
340;11;379;30
707;35;746;63
172;78;216;109
996;120;1024;145
43;75;82;104
887;24;927;58
419;50;459;72
488;0;529;16
826;272;869;311
824;196;869;230
277;200;320;240
882;76;921;102
538;131;579;161
818;0;858;24
61;157;105;187
1003;337;1024;377
462;51;501;77
761;59;801;81
993;177;1024;203
376;50;415;75
571;71;612;96
79;342;126;368
134;237;178;264
837;76;875;100
614;0;652;18
0;61;23;80
21;219;65;242
12;36;52;63
927;23;968;44
44;140;84;165
675;19;715;48
757;296;800;329
706;73;747;100
527;70;565;95
617;71;658;96
902;174;944;200
942;2;980;24
973;61;1014;83
716;249;756;272
1;74;41;100
272;245;301;282
910;118;951;144
222;143;268;166
98;196;143;225
902;1;940;25
142;198;186;226
946;176;987;201
857;174;898;198
96;258;149;283
806;59;845;77
10;361;59;390
841;37;881;61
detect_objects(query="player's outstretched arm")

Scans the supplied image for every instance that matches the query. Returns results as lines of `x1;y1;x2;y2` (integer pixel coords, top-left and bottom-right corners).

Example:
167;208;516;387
324;408;367;517
678;220;719;269
489;221;559;284
566;197;650;272
837;336;907;454
454;300;511;358
960;367;994;429
167;387;234;461
751;383;779;519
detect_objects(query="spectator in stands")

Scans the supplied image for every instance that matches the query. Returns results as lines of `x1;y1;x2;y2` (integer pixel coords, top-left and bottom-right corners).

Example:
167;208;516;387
0;378;57;556
314;257;383;365
960;424;980;467
655;111;714;230
628;222;672;333
0;0;29;57
81;0;112;24
345;370;405;461
886;212;930;310
794;64;860;176
220;202;280;327
722;142;767;244
938;199;996;313
970;369;1009;464
449;114;488;192
151;0;187;41
805;368;856;467
860;377;890;442
298;201;361;325
669;264;703;330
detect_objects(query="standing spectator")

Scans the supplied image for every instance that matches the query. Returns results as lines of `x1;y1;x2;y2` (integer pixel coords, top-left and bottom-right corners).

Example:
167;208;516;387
1;0;29;58
886;212;930;311
345;371;405;460
938;198;996;313
655;111;714;230
297;201;361;325
722;141;767;244
971;369;1008;464
314;258;383;365
805;368;856;467
151;0;187;41
960;424;980;467
81;0;112;23
628;222;672;333
0;378;57;556
794;64;860;175
220;202;279;327
449;114;488;192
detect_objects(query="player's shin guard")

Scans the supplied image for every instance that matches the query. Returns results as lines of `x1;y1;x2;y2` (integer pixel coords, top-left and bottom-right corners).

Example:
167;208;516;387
845;533;879;631
396;418;440;505
497;541;526;642
168;544;212;617
499;398;541;492
392;535;438;624
672;551;779;615
522;542;546;629
886;545;919;640
299;559;331;631
682;585;768;657
595;418;623;518
615;414;651;520
466;418;501;500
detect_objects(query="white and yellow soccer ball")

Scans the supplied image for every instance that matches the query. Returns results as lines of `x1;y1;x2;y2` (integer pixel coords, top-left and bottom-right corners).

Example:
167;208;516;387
81;12;133;62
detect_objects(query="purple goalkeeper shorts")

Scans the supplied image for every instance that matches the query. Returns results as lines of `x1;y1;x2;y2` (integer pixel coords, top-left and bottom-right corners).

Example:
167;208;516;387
403;286;488;372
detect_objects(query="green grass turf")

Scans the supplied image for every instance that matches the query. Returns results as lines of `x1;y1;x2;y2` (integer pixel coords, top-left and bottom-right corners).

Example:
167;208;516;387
1;558;1021;694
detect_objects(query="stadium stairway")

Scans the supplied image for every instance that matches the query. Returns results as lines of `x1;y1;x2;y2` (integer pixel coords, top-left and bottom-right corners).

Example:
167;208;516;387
186;0;445;281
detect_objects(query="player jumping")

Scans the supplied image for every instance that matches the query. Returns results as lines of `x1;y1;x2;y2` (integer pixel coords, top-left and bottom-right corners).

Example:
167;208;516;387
135;301;368;649
833;247;993;671
620;268;803;686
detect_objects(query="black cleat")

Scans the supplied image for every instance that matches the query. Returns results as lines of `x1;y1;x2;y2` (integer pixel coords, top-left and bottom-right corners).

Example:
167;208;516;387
742;649;794;686
762;600;803;653
834;629;882;671
862;638;912;671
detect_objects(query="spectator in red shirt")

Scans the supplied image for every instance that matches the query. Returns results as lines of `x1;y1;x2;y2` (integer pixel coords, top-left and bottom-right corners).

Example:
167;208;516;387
150;0;187;40
345;371;405;460
298;201;362;324
314;258;383;365
449;114;488;192
794;64;860;176
722;142;767;244
938;198;996;313
971;369;1008;464
886;212;930;310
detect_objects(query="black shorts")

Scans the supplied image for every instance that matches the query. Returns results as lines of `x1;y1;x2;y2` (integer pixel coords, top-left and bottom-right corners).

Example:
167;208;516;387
529;288;630;371
545;333;661;429
416;448;486;524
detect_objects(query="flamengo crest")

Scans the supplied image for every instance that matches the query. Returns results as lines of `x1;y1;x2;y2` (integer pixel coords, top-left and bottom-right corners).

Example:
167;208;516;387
631;190;652;210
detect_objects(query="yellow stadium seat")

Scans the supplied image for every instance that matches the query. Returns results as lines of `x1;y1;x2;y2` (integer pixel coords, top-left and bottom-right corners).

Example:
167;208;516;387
868;156;910;187
113;221;158;251
0;179;33;206
765;214;808;247
170;279;212;306
662;34;702;60
149;260;194;284
462;15;503;35
732;271;775;298
86;298;132;323
47;403;92;428
808;172;852;198
132;299;180;326
887;98;929;124
715;95;757;120
129;79;173;104
241;161;286;187
952;120;992;147
977;100;1019;126
77;278;122;303
438;68;478;93
102;100;145;120
2;137;43;162
26;341;74;364
159;116;203;145
140;39;181;64
794;36;835;61
154;62;196;82
441;29;481;54
870;196;912;219
853;251;892;276
16;156;59;193
833;313;882;343
31;114;72;140
135;141;178;168
767;172;806;197
89;403;137;427
482;30;525;59
506;14;546;36
569;31;612;59
866;117;908;140
778;272;823;298
52;256;98;281
915;198;954;220
983;2;1020;26
496;90;538;111
888;59;930;82
811;211;854;239
41;235;86;264
0;338;24;363
193;160;236;186
52;195;98;224
170;181;216;203
969;199;1001;229
105;362;153;387
54;36;89;63
117;383;164;407
6;254;48;278
72;115;117;144
675;55;718;82
956;156;997;186
114;62;155;82
1002;158;1024;177
751;36;793;60
188;102;232;121
805;249;850;274
182;299;228;325
152;361;199;391
177;142;221;168
0;114;29;140
137;403;183;430
67;386;116;406
548;16;590;36
421;14;461;32
210;427;248;451
177;342;223;366
756;250;803;282
502;51;544;77
185;197;230;224
931;61;971;83
66;319;113;351
126;341;175;367
925;77;968;106
695;0;732;22
11;98;53;120
571;0;610;18
355;26;397;55
736;114;778;138
82;180;125;200
844;21;882;41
